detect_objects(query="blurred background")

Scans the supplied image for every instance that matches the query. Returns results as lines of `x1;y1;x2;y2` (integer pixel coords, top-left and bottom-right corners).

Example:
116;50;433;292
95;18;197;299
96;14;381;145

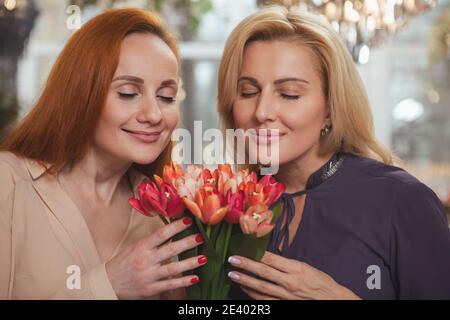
0;0;449;213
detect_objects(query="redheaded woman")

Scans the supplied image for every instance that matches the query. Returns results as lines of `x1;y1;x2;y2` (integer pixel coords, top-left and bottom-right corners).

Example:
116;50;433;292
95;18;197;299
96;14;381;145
0;8;205;300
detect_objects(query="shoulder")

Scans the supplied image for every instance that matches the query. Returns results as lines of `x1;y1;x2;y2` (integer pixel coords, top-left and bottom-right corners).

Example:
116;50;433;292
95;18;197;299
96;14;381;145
343;154;422;188
0;151;32;184
0;152;27;219
343;154;443;214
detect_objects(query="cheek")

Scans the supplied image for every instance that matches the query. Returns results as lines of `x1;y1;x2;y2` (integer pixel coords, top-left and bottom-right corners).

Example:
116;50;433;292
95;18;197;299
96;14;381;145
99;97;130;130
232;101;255;128
162;106;179;131
282;96;327;132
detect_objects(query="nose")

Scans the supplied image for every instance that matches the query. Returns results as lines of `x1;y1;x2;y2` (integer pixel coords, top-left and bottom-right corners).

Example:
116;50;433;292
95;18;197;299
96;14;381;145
136;95;163;125
254;89;277;123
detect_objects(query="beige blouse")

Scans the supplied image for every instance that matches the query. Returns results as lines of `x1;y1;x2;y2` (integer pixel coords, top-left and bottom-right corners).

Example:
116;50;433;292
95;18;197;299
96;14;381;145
0;151;167;300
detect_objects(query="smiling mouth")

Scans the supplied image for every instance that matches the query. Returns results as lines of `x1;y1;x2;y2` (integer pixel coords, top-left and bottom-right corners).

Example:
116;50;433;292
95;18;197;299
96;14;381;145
247;130;285;144
122;128;161;143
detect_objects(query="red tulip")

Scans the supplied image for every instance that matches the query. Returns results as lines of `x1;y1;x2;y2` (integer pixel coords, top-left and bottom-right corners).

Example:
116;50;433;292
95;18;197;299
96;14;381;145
129;180;185;219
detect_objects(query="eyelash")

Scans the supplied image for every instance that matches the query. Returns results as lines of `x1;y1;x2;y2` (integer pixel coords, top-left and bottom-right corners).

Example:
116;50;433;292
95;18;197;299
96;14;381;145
118;92;138;99
118;93;176;104
158;95;176;104
239;92;300;100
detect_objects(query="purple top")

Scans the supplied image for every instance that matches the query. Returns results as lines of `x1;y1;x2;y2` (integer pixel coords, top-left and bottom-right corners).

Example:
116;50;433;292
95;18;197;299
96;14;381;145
232;153;450;299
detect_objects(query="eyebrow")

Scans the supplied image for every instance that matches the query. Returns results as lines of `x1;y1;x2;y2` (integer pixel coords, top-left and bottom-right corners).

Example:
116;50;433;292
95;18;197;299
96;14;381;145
160;79;178;88
238;76;309;86
112;75;178;88
274;77;309;85
112;75;144;84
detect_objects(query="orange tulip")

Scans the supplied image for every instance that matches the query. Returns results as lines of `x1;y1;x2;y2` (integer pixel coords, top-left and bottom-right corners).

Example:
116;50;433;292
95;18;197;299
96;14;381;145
183;185;228;225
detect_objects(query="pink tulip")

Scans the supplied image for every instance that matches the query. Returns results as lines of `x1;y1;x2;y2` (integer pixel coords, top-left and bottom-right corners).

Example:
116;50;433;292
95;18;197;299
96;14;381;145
224;190;245;224
239;203;275;238
259;175;286;206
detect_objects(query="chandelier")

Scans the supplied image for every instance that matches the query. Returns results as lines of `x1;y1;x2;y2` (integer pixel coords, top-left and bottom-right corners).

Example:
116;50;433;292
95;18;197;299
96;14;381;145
257;0;437;63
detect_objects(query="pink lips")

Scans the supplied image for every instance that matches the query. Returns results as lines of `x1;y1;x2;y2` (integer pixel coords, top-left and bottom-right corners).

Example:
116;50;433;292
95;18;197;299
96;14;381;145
248;129;284;145
123;129;161;143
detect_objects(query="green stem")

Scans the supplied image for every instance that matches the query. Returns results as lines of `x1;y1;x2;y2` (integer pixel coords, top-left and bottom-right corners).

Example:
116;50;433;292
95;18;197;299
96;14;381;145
222;223;233;264
159;214;170;225
206;224;211;239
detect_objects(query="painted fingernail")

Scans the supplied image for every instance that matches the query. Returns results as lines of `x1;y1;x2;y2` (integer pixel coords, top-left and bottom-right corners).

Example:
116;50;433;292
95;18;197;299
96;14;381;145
228;256;241;265
198;255;208;265
228;271;240;281
190;277;200;284
183;217;192;225
195;234;204;243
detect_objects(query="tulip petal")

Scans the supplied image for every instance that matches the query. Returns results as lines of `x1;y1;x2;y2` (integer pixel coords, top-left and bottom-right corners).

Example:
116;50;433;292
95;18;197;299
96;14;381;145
256;223;274;238
128;198;150;216
224;208;244;224
203;193;222;223
183;197;204;222
239;214;258;234
209;207;228;225
153;175;164;187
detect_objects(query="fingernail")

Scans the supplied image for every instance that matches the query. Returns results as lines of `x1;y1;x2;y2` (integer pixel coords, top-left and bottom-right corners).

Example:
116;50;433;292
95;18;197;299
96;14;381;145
228;271;240;281
198;255;208;265
190;277;200;284
195;234;204;243
228;256;241;265
183;217;192;225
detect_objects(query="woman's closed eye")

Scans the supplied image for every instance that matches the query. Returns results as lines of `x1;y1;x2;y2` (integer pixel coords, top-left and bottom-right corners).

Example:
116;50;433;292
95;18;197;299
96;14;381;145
239;86;259;98
279;93;301;100
118;92;139;99
157;95;176;103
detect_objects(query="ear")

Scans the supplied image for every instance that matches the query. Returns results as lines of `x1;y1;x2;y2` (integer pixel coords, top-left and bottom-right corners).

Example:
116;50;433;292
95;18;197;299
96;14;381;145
322;111;332;129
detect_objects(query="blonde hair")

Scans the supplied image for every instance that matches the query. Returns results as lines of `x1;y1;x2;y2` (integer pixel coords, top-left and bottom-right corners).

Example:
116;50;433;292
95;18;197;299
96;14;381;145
217;6;394;165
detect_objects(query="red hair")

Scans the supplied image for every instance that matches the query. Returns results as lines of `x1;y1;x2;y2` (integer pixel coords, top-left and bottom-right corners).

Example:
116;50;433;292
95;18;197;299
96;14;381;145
1;8;179;177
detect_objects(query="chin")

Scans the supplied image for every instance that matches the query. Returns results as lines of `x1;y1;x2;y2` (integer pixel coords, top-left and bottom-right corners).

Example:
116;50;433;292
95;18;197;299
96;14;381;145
130;155;160;166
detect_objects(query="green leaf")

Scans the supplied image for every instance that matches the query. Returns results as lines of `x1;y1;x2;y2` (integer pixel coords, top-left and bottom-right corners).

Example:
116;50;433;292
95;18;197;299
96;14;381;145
270;202;284;223
228;233;259;259
254;202;284;261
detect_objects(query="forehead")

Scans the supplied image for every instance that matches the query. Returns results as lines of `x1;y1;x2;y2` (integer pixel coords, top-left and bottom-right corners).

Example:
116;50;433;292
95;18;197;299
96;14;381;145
240;40;320;83
115;33;178;79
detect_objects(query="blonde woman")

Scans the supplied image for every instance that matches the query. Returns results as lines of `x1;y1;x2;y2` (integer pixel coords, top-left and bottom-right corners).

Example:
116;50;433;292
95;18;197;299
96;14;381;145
0;9;206;300
218;7;450;299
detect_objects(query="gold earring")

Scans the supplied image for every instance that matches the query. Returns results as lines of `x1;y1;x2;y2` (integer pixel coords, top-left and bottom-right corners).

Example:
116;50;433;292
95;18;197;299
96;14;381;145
321;126;330;137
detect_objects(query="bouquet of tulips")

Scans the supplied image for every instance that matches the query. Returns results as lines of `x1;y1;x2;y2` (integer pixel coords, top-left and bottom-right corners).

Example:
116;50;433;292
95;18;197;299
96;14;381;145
128;162;285;300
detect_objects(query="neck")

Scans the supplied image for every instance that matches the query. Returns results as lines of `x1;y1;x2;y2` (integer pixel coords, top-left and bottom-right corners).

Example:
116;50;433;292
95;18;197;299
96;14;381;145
59;146;132;205
275;147;334;193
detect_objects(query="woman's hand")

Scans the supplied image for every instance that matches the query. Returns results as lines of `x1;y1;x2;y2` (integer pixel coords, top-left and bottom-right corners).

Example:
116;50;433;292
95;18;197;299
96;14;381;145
227;251;360;300
106;217;206;299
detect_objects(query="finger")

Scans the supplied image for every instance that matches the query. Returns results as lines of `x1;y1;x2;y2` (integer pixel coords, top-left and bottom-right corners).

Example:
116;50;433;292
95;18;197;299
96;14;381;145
261;251;300;273
147;275;200;296
155;233;204;263
227;271;293;300
145;217;193;249
228;255;289;288
156;255;207;280
241;286;278;300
